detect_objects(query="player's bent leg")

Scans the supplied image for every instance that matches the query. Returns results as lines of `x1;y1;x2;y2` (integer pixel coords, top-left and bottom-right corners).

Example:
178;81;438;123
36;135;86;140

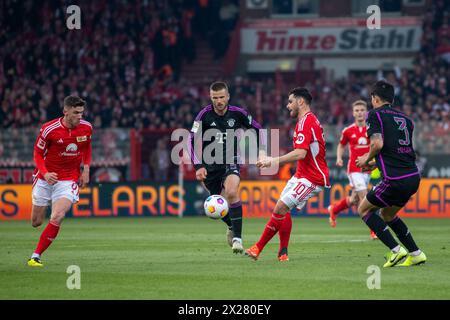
358;197;405;267
50;197;73;225
380;206;426;266
223;174;244;254
273;199;291;215
328;196;350;228
28;181;52;267
28;197;73;267
245;199;291;261
355;190;376;239
31;179;52;227
31;205;48;228
379;205;402;222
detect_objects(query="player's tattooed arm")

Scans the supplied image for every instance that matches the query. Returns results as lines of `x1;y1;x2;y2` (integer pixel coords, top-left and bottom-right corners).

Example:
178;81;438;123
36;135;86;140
356;133;383;167
369;133;384;155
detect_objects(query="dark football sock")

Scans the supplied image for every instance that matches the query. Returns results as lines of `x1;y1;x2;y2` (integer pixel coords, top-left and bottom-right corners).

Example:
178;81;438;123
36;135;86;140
362;210;399;250
229;201;243;239
221;213;232;228
387;216;419;252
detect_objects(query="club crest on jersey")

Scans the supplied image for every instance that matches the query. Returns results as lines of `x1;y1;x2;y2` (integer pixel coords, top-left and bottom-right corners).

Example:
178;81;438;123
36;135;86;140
227;119;235;127
296;133;305;144
358;137;368;145
191;121;200;133
66;143;78;152
76;135;87;142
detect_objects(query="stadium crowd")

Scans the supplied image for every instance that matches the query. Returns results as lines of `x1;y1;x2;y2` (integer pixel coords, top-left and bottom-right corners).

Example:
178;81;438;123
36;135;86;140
0;0;449;156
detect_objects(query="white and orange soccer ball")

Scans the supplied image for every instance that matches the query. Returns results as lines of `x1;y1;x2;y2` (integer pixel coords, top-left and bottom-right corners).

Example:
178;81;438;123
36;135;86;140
203;195;229;219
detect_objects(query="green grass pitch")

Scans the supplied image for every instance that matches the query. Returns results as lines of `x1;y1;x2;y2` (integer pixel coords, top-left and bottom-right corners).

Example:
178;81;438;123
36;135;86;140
1;217;449;299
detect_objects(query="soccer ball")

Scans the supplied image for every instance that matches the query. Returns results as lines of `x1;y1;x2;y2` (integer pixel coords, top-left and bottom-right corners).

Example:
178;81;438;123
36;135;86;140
203;195;229;219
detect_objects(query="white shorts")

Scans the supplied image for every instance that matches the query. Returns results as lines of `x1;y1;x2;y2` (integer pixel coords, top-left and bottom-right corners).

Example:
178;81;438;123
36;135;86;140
280;177;323;210
32;179;80;207
348;172;371;192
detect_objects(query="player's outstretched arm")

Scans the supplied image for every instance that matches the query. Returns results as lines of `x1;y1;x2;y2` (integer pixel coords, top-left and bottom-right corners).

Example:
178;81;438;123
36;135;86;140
257;149;307;168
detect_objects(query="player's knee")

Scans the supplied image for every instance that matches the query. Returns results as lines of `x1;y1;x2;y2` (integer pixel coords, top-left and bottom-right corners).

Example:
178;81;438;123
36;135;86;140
224;189;239;203
381;212;395;222
349;197;358;206
357;203;368;217
50;212;66;224
31;218;43;228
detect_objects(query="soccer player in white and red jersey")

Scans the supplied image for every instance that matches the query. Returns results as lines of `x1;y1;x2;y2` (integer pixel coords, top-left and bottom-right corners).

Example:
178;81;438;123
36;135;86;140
327;100;377;239
27;96;92;267
245;87;330;262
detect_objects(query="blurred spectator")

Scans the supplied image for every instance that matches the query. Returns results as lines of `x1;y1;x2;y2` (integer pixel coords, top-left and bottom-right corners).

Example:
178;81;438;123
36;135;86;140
415;151;428;176
93;167;123;182
219;0;239;32
0;0;448;157
149;139;171;181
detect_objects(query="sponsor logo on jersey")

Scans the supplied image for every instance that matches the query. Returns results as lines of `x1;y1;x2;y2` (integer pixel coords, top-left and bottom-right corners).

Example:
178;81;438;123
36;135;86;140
227;119;235;127
210;122;217;127
57;138;64;144
76;136;87;142
37;138;46;150
66;143;78;152
358;137;368;145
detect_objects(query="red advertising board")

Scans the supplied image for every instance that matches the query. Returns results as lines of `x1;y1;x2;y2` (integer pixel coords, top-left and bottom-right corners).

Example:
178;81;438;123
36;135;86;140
241;17;422;55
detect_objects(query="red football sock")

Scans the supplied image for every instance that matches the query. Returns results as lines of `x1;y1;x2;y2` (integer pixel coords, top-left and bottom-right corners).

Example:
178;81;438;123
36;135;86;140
278;212;292;255
333;197;350;215
34;221;60;255
256;213;286;251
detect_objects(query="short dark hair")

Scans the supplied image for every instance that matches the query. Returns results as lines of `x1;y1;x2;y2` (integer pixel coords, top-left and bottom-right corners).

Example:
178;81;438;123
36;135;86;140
210;81;228;92
371;80;394;104
64;95;85;108
289;87;312;105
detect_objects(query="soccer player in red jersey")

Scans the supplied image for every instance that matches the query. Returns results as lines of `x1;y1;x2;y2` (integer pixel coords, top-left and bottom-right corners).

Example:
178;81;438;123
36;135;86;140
245;87;330;262
327;100;377;239
27;96;92;267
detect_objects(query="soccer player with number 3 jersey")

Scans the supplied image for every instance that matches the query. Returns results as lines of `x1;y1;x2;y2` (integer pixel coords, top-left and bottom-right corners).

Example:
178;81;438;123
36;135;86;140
245;87;330;262
27;96;92;267
356;81;426;267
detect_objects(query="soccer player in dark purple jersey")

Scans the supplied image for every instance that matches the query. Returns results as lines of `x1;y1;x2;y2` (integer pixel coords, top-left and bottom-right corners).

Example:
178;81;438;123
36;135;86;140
356;80;426;267
189;81;265;254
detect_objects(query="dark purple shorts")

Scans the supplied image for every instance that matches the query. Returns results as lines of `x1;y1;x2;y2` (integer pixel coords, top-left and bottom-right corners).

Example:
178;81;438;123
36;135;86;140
367;175;420;208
